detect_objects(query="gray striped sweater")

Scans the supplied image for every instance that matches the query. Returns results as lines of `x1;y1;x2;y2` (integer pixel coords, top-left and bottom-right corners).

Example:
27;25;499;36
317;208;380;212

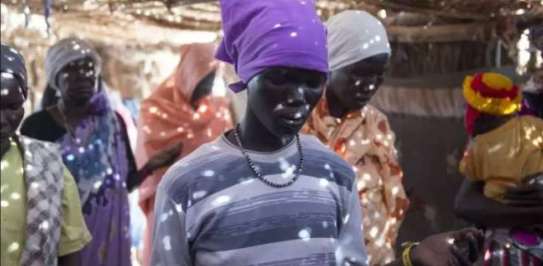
151;134;368;266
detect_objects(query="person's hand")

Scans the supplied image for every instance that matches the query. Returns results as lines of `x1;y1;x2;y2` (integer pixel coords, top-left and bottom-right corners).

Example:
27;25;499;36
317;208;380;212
503;178;543;207
410;228;484;266
146;142;183;172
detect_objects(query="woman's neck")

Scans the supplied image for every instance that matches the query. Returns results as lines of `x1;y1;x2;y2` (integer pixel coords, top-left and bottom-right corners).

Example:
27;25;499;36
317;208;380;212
325;89;349;119
58;101;90;124
234;109;294;152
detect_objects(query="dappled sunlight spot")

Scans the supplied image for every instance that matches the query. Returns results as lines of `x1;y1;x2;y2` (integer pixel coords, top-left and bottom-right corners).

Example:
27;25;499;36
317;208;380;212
212;195;231;207
343;214;350;224
40;221;50;231
175;203;183;213
30;182;39;190
66;154;75;161
391;186;399;196
319;178;329;187
298;228;311;241
202;170;215;177
193;190;207;200
322;221;329;229
94;181;102;190
159;212;170;222
240;178;254;185
7;242;19;253
369;226;379;238
0;160;9;171
10;192;20;200
162;236;171;251
1;200;9;208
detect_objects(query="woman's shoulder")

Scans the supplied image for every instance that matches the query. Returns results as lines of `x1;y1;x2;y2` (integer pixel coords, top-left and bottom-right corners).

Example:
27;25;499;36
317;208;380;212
20;109;66;142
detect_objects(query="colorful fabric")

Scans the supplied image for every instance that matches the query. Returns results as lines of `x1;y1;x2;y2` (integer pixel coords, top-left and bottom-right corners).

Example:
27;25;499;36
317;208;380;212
327;10;391;71
1;137;91;266
483;228;542;266
459;115;543;201
136;43;232;266
20;136;64;266
44;38;102;91
151;135;368;265
57;94;132;266
305;102;409;265
1;44;27;97
463;72;522;135
216;0;328;92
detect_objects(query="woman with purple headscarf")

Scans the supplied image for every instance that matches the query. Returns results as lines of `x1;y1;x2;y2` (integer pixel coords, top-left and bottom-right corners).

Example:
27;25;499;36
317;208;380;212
20;38;180;266
150;0;368;265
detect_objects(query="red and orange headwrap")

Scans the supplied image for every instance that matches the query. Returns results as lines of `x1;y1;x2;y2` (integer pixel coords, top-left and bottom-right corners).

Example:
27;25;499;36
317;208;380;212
463;72;522;136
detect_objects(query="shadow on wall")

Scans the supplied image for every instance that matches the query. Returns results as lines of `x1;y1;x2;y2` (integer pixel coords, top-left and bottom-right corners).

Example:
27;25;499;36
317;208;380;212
390;113;469;249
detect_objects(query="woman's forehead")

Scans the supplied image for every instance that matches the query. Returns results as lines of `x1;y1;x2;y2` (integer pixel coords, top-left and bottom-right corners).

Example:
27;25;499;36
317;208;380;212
66;57;95;68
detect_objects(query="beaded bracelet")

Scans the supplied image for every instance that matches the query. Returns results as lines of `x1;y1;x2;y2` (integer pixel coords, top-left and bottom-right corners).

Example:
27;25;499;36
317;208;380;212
401;242;419;266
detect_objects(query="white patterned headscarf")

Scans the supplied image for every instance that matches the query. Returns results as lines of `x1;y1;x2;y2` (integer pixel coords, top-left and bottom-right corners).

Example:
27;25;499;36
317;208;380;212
44;37;102;91
327;10;391;71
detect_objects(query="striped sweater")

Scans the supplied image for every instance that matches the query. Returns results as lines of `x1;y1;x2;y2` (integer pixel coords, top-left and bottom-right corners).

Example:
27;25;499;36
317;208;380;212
151;134;368;266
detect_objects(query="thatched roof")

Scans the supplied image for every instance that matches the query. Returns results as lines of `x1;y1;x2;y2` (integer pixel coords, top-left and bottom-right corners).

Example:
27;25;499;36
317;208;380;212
3;0;541;32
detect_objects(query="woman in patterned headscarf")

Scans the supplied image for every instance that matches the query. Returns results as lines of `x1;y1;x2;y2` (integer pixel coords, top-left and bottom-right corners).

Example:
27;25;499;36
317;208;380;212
1;44;91;266
136;42;232;266
304;10;409;265
20;38;179;266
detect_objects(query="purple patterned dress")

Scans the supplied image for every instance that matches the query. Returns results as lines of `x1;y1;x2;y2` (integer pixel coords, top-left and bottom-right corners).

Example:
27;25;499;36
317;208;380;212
59;92;132;266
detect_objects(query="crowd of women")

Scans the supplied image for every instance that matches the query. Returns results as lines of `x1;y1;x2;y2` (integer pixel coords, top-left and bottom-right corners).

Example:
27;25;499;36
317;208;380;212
1;0;541;265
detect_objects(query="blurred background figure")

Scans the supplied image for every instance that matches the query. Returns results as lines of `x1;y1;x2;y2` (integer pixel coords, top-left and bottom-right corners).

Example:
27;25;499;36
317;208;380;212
135;42;232;266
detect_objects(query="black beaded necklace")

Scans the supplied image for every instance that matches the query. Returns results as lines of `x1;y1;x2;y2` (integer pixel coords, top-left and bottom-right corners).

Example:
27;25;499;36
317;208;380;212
233;124;303;188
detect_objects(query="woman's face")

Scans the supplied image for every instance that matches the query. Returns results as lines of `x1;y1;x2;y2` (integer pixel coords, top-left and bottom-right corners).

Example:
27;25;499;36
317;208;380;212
57;57;98;106
0;73;25;141
327;53;389;112
247;67;326;137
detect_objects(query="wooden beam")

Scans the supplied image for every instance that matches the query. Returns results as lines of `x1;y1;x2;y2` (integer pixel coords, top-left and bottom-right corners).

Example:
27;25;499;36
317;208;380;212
387;23;495;43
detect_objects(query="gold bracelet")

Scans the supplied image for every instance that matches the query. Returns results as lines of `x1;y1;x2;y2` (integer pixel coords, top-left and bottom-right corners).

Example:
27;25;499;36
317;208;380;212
401;242;419;266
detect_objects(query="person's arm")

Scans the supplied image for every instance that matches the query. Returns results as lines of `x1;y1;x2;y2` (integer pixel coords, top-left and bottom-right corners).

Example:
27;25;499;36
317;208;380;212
337;181;368;266
384;228;484;266
126;142;182;192
116;111;182;192
454;179;543;227
151;189;192;265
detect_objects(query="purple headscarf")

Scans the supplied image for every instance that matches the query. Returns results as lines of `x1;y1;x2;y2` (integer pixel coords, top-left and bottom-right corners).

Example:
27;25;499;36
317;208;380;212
216;0;328;92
